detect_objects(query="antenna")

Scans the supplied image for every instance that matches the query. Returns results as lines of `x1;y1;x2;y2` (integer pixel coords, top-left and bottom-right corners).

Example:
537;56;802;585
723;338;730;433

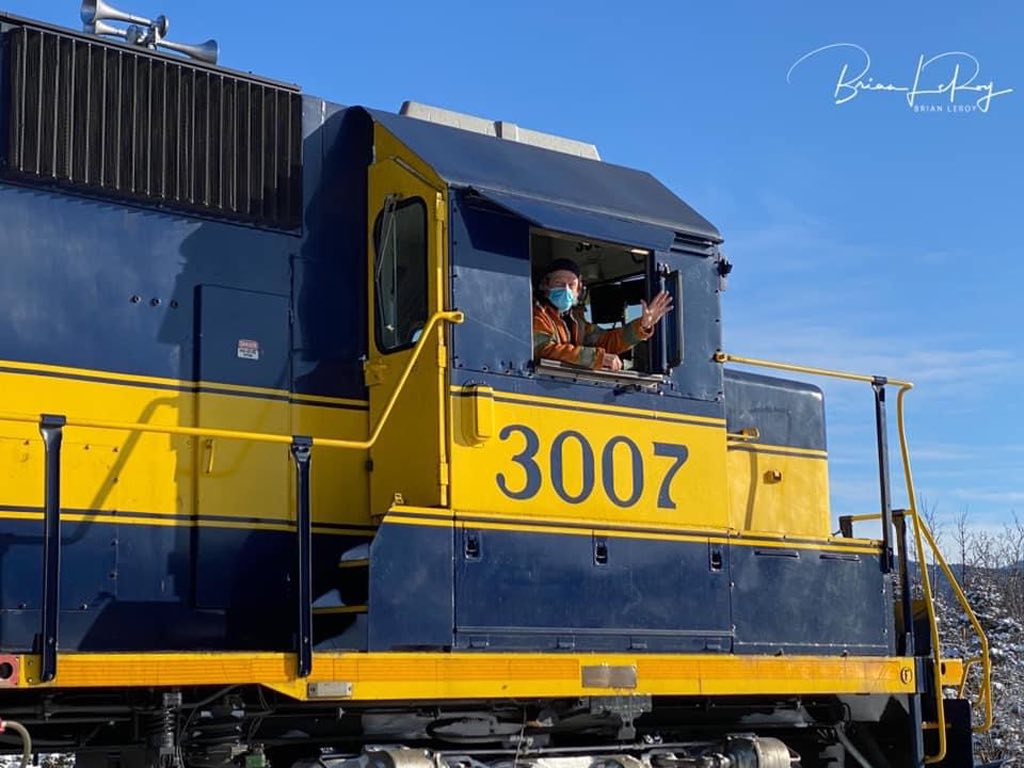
80;0;219;65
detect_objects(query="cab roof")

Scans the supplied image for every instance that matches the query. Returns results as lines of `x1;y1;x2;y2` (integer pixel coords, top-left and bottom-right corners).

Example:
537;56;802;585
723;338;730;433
363;107;722;248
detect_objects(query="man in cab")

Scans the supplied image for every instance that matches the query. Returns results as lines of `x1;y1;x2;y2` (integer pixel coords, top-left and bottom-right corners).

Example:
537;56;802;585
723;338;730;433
532;258;673;372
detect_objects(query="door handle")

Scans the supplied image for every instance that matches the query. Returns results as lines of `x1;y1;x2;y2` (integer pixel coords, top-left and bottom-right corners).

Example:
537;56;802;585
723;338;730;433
363;358;389;386
203;438;216;474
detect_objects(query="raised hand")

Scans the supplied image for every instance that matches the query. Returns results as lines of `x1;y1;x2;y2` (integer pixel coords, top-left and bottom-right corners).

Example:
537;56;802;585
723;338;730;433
640;291;674;331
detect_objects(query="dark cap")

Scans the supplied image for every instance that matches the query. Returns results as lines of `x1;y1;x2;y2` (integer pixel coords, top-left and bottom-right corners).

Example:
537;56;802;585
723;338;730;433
544;258;581;278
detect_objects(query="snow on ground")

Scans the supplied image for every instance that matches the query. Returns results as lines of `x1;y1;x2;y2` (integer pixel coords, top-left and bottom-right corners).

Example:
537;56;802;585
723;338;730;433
934;566;1024;765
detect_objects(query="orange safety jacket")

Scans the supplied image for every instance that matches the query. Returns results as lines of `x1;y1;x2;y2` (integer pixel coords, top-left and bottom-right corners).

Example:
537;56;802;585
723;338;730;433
532;300;653;370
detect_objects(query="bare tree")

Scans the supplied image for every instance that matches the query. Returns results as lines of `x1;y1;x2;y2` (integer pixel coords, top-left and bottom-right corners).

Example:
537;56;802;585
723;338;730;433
920;494;944;589
1000;510;1024;623
953;505;972;590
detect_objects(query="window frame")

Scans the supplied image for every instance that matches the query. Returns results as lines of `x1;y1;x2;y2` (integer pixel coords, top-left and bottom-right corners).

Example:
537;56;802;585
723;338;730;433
530;230;671;385
372;195;429;355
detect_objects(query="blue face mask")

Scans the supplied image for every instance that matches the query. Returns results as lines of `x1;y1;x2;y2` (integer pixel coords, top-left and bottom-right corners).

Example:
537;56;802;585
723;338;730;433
547;286;576;313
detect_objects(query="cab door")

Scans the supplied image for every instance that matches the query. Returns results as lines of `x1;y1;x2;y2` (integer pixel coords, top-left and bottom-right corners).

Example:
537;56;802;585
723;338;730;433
365;137;449;515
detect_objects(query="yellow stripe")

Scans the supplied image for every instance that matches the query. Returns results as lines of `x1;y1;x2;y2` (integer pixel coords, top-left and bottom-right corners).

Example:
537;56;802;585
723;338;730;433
384;509;881;554
0;510;43;523
13;651;917;699
450;385;726;425
0;358;368;409
291;391;368;407
386;514;455;529
0;510;371;536
0;358;198;389
0;505;872;552
728;536;878;554
449;507;718;535
198;379;293;398
63;513;293;532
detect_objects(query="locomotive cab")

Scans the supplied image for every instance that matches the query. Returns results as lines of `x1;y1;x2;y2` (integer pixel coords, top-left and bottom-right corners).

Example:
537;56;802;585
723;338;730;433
348;102;893;671
351;104;744;652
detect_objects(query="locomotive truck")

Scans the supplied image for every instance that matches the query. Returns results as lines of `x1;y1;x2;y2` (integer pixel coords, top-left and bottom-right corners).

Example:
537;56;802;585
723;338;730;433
0;4;993;767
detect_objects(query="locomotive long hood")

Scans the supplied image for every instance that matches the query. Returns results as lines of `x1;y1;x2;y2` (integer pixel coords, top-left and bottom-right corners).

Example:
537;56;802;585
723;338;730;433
363;107;722;249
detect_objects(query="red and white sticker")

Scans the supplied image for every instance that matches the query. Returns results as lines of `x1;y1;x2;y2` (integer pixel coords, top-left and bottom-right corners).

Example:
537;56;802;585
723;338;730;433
237;339;260;361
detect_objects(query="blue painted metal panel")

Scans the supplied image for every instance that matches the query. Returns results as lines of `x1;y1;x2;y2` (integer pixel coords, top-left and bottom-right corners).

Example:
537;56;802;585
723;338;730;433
730;544;893;655
0;95;369;403
665;242;724;402
0;183;292;381
293;104;371;400
449;193;725;414
0;517;361;651
367;522;454;651
0;511;115;612
724;370;827;451
197;286;290;389
454;527;732;652
449;197;534;378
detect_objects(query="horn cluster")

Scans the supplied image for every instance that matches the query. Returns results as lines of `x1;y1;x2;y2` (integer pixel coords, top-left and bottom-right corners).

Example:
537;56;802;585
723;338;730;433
80;0;219;65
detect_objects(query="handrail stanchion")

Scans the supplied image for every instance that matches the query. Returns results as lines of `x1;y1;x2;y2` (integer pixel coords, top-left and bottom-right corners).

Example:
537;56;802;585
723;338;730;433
872;378;895;574
893;510;914;656
290;436;313;679
894;510;926;764
38;414;66;683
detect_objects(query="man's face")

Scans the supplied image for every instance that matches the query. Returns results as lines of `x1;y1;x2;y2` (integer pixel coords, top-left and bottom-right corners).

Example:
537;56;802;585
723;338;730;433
543;270;580;294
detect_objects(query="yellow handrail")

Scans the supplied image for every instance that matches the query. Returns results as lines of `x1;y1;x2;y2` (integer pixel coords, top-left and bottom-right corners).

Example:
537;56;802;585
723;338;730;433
896;383;992;754
717;351;993;762
713;351;912;388
837;509;991;733
893;383;948;763
913;508;993;731
0;309;465;451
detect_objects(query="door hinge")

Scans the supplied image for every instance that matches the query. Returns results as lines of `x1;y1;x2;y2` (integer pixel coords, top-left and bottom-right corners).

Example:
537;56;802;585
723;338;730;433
434;192;446;223
439;461;450;487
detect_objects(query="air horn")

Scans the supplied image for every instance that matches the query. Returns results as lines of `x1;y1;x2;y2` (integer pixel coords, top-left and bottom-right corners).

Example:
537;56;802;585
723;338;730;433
81;0;219;65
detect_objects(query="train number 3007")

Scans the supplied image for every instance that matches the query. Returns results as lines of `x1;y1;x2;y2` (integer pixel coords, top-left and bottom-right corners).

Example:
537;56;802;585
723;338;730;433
495;424;689;509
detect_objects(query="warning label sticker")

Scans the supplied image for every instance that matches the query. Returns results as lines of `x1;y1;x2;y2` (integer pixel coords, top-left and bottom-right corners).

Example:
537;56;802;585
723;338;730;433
237;339;260;361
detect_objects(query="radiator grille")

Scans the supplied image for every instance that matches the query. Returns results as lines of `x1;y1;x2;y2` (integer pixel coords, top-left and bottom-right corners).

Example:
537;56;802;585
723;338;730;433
4;25;302;229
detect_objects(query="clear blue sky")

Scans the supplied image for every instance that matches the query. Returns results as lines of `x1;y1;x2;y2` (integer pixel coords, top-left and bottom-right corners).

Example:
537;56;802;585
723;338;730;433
8;1;1023;538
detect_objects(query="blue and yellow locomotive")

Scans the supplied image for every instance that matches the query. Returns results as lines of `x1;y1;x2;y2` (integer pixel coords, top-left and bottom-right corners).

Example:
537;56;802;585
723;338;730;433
0;5;993;768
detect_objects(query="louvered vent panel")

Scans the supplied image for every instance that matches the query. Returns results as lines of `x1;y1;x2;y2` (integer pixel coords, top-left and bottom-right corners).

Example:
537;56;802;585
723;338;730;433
4;25;302;229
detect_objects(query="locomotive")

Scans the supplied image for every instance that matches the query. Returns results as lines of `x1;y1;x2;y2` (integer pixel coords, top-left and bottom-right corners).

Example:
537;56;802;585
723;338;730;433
0;4;993;767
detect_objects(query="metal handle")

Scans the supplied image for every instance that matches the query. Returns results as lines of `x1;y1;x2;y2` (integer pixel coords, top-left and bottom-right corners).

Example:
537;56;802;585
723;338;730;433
725;426;760;442
203;438;216;474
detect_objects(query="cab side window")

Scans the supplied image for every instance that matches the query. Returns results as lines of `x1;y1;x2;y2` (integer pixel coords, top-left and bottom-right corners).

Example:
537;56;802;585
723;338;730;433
374;196;428;352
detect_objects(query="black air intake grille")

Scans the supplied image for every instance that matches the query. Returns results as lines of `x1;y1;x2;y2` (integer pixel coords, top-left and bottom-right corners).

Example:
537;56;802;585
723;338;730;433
4;25;302;229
